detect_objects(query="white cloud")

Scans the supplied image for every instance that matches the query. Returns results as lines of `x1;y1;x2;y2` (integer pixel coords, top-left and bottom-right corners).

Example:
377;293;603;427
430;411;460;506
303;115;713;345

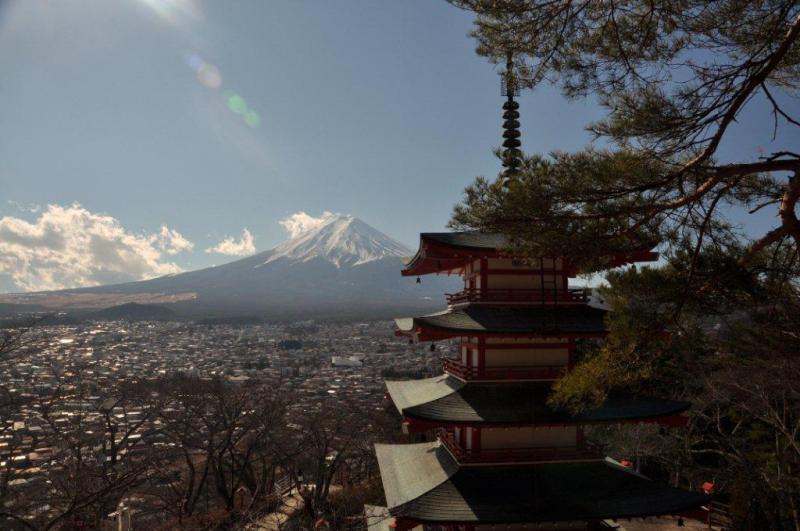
205;228;255;256
279;211;337;238
0;203;193;292
151;225;194;255
7;200;40;213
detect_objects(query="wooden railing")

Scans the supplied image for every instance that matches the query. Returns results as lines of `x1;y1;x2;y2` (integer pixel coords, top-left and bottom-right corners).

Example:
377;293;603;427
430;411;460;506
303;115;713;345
438;429;602;464
442;357;566;381
708;501;732;529
446;287;589;305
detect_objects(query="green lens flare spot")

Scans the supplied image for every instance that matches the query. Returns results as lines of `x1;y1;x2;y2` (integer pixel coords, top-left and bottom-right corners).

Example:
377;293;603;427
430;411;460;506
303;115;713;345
244;109;261;128
226;94;247;115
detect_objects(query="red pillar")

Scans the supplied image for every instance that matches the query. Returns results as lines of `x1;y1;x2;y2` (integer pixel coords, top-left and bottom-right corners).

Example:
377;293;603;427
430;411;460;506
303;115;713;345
567;338;576;370
577;425;586;450
479;257;488;297
477;337;486;378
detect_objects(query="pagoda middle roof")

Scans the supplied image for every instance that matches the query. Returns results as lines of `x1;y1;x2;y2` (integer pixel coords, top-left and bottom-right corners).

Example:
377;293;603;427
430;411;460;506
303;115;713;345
386;374;690;425
376;441;709;524
395;305;608;339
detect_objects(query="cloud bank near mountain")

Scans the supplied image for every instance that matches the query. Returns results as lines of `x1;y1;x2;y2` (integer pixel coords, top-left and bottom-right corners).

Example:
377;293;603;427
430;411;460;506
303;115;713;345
205;228;255;256
279;211;338;238
0;203;192;292
0;211;459;318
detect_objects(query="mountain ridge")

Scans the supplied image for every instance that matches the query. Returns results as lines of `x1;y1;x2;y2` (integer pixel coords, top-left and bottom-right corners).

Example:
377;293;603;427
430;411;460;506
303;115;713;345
0;214;457;320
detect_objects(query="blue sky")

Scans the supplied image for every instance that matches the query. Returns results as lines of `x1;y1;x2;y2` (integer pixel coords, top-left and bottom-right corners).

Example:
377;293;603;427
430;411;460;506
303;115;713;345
0;1;797;292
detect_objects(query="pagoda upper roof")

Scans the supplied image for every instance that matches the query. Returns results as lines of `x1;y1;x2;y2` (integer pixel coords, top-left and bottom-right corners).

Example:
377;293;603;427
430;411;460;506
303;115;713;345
418;232;509;250
376;441;708;524
395;305;608;340
386;374;690;426
402;231;658;276
402;232;507;276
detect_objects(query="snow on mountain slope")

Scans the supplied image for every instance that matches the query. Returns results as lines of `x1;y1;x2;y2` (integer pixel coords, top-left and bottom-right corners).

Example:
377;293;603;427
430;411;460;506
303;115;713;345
262;214;411;267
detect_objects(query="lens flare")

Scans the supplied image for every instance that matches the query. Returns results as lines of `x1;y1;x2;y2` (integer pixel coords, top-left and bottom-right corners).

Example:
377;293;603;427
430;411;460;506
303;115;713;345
185;52;204;73
226;92;247;115
139;0;200;25
244;109;261;128
197;63;222;89
184;53;222;89
186;53;261;129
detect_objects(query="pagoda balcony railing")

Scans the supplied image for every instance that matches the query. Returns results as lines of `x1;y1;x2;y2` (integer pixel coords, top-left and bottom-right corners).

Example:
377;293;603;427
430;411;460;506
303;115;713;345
442;357;566;381
438;429;602;465
446;287;589;306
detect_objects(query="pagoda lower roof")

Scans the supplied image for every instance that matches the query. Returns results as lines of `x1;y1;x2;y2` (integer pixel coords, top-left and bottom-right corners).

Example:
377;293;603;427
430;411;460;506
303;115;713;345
386;374;690;426
376;441;709;524
395;305;608;339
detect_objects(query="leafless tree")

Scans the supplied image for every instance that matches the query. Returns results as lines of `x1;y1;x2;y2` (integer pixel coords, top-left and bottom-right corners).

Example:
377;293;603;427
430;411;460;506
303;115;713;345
151;375;287;527
273;397;379;527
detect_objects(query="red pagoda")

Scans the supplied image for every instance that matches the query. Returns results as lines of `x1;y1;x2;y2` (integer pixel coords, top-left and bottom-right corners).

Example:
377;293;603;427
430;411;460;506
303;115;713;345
371;55;708;531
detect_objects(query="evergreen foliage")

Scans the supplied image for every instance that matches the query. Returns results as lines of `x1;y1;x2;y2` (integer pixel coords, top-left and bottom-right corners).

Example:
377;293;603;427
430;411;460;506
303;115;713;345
447;1;800;526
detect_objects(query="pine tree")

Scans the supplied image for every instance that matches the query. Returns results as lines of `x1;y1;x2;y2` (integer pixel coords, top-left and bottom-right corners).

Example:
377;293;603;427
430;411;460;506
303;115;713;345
446;2;800;526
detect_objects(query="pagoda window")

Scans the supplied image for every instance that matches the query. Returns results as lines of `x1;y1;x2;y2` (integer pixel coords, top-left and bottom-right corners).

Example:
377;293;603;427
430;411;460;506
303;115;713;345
486;273;557;290
484;346;569;367
469;277;475;291
485;336;568;344
470;347;479;368
484;257;565;270
486;258;520;270
480;426;577;449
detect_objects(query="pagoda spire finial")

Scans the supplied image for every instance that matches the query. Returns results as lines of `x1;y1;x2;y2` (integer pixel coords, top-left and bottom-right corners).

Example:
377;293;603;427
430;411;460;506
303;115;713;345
500;50;522;182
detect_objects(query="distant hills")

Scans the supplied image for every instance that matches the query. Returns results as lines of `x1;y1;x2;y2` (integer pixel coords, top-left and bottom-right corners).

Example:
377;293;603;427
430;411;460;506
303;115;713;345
0;215;457;321
89;302;176;321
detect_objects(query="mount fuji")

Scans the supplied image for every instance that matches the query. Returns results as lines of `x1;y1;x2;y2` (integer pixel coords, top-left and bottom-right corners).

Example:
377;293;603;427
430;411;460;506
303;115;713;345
0;215;457;321
263;214;411;268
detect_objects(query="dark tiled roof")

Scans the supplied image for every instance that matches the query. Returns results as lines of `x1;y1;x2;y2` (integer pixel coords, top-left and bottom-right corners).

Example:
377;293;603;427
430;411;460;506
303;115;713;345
395;305;608;336
402;233;508;275
386;375;690;424
376;442;460;514
403;232;657;276
377;442;709;524
421;232;508;250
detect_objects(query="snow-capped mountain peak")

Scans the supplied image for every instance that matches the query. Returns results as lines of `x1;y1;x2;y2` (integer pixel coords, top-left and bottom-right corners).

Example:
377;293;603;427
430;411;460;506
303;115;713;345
263;214;411;268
